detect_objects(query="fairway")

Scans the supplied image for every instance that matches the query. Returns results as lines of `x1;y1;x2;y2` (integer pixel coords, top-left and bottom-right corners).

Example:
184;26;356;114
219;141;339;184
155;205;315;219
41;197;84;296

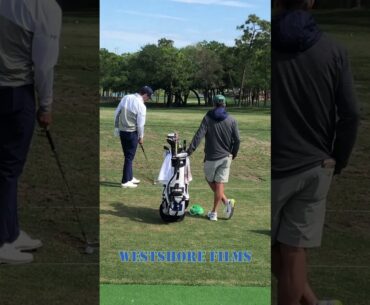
100;105;270;299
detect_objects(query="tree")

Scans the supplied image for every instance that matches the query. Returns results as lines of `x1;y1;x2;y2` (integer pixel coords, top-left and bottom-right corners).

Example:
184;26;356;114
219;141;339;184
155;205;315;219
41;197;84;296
235;15;271;106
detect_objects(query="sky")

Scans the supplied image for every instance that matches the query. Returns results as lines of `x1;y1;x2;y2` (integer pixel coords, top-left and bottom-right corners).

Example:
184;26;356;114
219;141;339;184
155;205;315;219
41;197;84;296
100;0;271;54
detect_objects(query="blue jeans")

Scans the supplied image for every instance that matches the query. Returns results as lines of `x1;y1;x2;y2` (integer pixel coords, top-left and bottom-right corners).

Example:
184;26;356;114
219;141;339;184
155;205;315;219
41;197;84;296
0;85;35;245
120;131;138;184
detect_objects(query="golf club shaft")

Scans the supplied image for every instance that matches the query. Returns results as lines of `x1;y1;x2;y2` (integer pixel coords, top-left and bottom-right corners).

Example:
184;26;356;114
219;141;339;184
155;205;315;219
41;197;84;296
45;129;89;245
139;143;156;183
139;143;148;162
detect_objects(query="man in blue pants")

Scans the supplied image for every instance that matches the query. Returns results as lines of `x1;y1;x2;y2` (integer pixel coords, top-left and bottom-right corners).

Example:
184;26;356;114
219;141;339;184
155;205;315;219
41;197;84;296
0;0;61;264
114;86;153;188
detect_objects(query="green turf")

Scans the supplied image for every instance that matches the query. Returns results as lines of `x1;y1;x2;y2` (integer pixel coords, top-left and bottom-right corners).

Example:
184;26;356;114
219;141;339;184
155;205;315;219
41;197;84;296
101;284;270;305
100;106;270;287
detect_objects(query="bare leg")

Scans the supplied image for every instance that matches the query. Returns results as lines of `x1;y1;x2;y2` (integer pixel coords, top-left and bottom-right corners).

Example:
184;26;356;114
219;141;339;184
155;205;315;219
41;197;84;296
207;181;228;204
272;244;318;305
211;182;225;213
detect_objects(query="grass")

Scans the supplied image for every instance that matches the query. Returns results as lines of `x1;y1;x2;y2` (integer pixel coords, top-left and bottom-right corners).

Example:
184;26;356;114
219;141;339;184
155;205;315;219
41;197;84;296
100;106;270;299
101;284;270;305
0;13;99;305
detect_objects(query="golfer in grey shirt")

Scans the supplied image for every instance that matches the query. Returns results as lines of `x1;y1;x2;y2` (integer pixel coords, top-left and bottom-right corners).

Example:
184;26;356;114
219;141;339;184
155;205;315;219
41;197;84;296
187;95;240;221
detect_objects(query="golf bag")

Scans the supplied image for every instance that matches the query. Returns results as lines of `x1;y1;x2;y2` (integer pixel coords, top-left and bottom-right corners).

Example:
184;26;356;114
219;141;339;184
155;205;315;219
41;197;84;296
158;133;191;222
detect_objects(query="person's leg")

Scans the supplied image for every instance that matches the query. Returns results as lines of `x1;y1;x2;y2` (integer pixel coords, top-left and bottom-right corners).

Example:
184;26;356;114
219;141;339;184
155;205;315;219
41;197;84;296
272;243;318;305
278;244;307;305
274;165;334;305
212;182;224;213
207;181;228;204
0;85;35;245
120;131;138;183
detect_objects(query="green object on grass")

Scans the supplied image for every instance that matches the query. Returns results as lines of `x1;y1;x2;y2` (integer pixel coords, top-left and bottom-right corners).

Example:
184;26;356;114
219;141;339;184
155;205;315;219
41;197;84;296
189;204;204;216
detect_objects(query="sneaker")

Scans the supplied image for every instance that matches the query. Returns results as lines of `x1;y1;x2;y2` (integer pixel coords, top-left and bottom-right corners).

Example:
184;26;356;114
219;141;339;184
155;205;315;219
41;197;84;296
224;199;235;219
0;243;34;264
207;211;218;221
121;181;138;188
130;177;140;184
12;230;43;251
317;300;343;305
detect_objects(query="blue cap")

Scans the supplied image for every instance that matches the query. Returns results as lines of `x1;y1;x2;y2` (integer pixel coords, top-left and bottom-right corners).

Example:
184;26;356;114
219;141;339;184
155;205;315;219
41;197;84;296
139;86;154;97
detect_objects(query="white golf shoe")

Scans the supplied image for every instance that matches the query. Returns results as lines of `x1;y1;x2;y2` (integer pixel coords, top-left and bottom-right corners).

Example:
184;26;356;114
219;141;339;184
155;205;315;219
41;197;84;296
224;199;235;219
12;230;43;251
207;211;218;221
0;243;34;264
130;177;140;184
121;181;138;188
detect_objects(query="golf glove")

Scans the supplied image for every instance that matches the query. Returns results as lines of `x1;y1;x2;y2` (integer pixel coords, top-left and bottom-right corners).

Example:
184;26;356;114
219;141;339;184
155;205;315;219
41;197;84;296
114;128;120;137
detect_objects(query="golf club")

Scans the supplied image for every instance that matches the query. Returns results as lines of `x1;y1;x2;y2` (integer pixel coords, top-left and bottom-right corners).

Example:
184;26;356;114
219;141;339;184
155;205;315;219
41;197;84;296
139;143;157;184
45;129;98;254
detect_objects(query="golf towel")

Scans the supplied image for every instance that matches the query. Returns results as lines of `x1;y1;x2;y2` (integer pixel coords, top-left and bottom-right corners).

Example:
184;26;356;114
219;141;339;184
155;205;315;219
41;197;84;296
157;151;192;184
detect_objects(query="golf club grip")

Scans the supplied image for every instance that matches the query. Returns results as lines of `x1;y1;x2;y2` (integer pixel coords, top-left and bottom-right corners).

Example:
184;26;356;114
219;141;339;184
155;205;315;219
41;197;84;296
45;130;56;151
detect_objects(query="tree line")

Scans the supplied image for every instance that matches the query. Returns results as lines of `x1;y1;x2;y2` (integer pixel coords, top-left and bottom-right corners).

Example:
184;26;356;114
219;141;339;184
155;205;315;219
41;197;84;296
315;0;370;8
100;15;271;107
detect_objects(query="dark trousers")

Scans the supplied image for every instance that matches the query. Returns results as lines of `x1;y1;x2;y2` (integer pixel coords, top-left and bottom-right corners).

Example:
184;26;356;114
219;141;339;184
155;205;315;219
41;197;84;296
0;85;35;245
120;131;138;184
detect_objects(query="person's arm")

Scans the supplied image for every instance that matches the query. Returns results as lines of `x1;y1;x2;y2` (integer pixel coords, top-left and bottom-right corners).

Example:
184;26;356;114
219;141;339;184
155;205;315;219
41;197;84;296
332;51;360;174
32;0;62;127
137;104;146;142
187;116;208;156
113;99;124;136
231;120;241;159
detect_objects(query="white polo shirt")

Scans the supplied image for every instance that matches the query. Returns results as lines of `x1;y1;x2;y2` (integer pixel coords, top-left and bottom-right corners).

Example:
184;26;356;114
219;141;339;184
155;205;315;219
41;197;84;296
114;94;147;139
0;0;61;112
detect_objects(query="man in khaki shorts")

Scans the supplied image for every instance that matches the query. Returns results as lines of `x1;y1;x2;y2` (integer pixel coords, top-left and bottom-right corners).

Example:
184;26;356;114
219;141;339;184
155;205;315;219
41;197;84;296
272;0;359;304
187;95;240;221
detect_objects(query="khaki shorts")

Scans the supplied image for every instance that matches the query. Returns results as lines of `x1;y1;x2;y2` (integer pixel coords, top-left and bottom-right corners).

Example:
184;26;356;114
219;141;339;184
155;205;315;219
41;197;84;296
272;161;335;248
204;155;232;183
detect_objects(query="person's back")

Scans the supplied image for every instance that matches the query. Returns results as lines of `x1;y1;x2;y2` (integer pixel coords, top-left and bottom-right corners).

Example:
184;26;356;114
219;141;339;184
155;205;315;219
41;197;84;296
116;93;146;132
272;9;359;177
0;0;61;113
203;108;239;161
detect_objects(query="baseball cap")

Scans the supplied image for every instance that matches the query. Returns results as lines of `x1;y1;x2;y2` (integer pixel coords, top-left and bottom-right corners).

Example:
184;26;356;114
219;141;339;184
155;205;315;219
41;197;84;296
213;94;226;106
139;86;154;97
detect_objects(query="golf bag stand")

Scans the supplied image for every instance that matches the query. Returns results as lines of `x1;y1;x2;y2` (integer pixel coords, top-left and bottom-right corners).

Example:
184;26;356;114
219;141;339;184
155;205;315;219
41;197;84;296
159;133;190;222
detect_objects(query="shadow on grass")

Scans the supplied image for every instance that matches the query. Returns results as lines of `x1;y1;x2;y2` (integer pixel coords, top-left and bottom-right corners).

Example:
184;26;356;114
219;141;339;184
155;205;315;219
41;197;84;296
186;212;209;221
100;202;167;225
100;181;121;188
249;229;271;237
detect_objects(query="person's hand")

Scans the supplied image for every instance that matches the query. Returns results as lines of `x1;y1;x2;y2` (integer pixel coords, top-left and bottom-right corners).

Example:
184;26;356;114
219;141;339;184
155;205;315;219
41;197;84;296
37;110;52;128
114;128;120;137
139;138;143;144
